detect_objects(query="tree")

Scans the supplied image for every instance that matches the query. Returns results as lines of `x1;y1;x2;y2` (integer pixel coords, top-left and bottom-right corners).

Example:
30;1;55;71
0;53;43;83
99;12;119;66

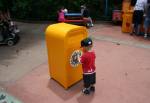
0;0;122;20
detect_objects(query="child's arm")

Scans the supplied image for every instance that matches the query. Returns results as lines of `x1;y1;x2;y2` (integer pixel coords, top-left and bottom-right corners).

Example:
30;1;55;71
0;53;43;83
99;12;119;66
77;53;81;64
77;50;83;64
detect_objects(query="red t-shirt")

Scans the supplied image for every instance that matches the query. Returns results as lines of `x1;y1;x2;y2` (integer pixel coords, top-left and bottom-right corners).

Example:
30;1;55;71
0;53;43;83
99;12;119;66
80;51;96;73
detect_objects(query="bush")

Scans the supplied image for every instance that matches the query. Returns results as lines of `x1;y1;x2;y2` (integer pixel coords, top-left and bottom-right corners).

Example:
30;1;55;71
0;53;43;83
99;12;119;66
0;0;122;21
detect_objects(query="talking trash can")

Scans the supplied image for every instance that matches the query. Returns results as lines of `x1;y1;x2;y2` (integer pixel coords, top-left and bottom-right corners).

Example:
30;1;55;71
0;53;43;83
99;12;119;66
122;11;133;33
45;23;87;89
122;1;131;12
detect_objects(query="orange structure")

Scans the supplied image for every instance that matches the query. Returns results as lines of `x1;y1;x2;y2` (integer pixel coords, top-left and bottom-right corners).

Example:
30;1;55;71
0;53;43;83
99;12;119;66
45;23;87;89
122;0;134;33
122;0;131;12
122;11;133;33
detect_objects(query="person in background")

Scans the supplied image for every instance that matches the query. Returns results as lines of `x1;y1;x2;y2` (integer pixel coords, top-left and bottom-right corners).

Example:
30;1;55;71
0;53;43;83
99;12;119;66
0;11;10;41
58;8;65;22
61;7;68;14
81;5;85;15
131;0;147;35
81;5;94;27
144;0;150;38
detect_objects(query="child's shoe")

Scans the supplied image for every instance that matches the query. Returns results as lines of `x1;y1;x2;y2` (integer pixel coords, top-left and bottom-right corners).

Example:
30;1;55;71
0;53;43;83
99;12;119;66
90;86;95;92
82;88;90;95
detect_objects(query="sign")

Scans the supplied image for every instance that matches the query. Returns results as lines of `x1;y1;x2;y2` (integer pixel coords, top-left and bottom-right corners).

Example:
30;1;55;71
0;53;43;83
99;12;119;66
70;50;82;68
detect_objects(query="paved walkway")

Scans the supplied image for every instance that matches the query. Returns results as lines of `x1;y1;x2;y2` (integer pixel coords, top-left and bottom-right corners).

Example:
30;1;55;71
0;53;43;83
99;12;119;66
91;35;150;49
0;23;150;103
0;22;48;84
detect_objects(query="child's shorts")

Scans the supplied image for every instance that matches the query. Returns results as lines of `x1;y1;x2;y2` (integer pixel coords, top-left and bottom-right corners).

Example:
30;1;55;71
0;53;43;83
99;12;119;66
83;72;96;88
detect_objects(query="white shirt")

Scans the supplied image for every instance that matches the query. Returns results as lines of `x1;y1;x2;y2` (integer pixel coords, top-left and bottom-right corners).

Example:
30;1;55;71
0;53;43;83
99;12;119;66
134;0;147;11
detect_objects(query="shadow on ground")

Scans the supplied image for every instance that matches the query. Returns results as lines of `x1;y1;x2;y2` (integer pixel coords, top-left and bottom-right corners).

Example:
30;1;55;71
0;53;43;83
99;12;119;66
48;79;95;103
48;79;82;100
0;22;49;65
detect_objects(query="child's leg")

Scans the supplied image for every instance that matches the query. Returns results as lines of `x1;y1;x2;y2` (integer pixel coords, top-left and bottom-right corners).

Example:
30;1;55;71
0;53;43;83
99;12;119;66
90;72;96;92
83;74;91;94
90;85;95;92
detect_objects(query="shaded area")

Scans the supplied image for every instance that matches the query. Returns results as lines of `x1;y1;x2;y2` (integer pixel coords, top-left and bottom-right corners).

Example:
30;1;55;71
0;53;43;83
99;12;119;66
48;79;82;100
0;22;49;84
0;22;47;65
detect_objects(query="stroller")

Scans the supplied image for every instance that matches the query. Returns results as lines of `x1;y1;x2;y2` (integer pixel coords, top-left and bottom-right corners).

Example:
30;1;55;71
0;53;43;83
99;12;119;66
0;20;20;46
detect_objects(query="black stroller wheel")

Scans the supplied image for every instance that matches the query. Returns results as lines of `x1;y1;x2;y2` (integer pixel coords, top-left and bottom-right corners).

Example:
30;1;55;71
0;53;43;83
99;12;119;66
7;40;14;46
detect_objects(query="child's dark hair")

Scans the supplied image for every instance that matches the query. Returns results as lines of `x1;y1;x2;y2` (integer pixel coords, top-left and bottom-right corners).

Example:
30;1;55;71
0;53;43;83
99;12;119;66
81;37;93;47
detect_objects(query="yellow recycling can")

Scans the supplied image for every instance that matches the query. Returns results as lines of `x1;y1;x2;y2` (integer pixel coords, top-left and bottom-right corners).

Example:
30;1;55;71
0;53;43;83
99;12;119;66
122;10;133;33
45;23;87;89
122;0;131;12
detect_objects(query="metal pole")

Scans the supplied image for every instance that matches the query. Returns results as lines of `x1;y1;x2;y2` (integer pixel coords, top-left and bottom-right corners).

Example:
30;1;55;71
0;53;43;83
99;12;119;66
105;0;108;16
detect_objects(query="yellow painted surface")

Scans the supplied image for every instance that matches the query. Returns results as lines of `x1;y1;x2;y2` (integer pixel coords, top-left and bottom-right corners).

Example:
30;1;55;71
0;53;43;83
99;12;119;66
122;1;131;12
122;11;133;33
45;23;87;89
122;0;134;33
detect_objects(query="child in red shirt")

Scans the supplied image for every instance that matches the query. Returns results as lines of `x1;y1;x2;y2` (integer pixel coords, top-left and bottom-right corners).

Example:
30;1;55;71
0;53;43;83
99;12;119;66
79;37;96;95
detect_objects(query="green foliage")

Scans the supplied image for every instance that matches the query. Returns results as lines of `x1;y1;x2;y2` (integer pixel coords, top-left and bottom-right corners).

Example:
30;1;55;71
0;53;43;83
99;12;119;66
0;0;13;11
0;0;122;21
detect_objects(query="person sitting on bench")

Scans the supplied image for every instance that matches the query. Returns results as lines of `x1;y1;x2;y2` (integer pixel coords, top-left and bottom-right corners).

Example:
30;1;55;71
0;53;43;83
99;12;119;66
58;8;65;22
81;5;94;27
